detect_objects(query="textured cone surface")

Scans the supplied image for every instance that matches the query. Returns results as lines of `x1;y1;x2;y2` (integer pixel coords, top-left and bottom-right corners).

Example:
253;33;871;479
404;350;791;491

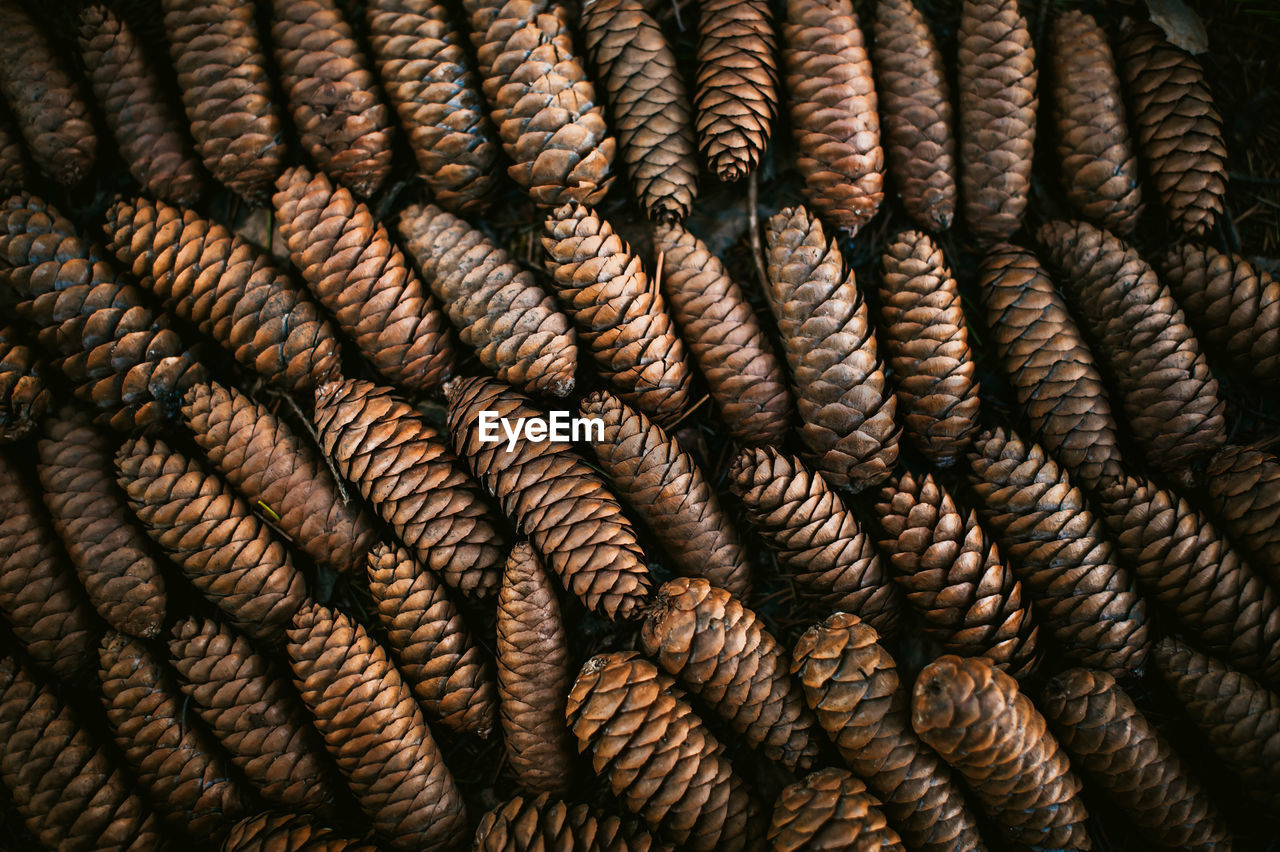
977;243;1125;490
313;378;505;597
729;448;901;635
368;0;500;214
0;107;25;193
223;812;377;852
1205;445;1280;585
287;602;468;851
913;655;1092;850
694;0;777;180
183;380;378;577
566;651;761;851
398;202;578;396
1040;667;1230;852
0;326;50;444
871;0;955;231
445;375;652;619
769;768;905;852
639;576;822;771
764;205;900;490
475;793;666;851
792;613;984;852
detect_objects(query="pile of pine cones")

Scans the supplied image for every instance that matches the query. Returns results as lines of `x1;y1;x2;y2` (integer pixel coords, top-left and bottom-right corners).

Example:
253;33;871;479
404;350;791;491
0;0;1276;848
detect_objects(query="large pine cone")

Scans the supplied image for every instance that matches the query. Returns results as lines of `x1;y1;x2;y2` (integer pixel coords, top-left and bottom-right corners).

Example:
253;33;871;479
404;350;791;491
769;768;905;852
475;793;665;851
222;813;377;852
0;325;50;444
0;106;25;193
1205;445;1280;583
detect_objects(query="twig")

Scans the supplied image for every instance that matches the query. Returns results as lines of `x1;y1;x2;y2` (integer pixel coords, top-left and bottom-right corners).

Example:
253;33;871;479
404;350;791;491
652;249;665;297
748;172;769;292
280;392;353;505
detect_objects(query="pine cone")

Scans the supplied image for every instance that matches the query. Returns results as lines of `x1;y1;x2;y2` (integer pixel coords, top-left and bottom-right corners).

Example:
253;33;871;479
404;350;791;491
769;768;905;852
182;381;378;578
957;0;1037;242
367;0;500;214
912;655;1091;851
791;613;984;852
582;0;697;221
542;202;693;425
0;326;49;444
977;244;1125;491
967;429;1150;675
0;106;25;194
78;5;205;206
116;435;310;643
782;0;883;231
875;471;1041;678
313;378;506;598
1040;667;1231;851
763;205;900;490
565;651;761;851
161;0;286;202
694;0;778;181
1120;22;1227;236
287;602;468;851
1204;444;1280;584
728;447;901;635
397;202;578;397
871;0;956;232
475;794;666;851
444;375;652;619
223;813;377;852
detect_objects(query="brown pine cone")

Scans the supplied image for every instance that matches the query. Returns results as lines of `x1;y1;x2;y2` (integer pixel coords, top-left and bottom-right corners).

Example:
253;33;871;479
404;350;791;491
1205;445;1280;584
274;165;454;392
116;435;309;643
957;0;1037;242
444;375;652;619
582;0;697;221
871;0;956;232
728;447;901;635
0;106;25;193
792;613;984;852
639;576;821;771
367;0;500;214
0;325;49;444
183;381;378;578
913;655;1092;851
566;651;761;851
78;5;205;206
1120;23;1227;236
542;202;693;425
977;244;1126;491
161;0;286;202
397;202;578;397
287;602;468;851
763;205;900;490
475;794;667;851
313;378;506;598
967;429;1150;675
104;196;342;395
782;0;883;232
223;813;377;852
769;768;905;852
1040;667;1231;852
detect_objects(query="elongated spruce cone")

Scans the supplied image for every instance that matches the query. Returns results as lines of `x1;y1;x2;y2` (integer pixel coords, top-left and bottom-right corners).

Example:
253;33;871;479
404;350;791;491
769;768;905;852
0;326;49;443
694;0;777;180
0;107;25;193
223;813;377;852
475;794;665;851
1205;445;1280;584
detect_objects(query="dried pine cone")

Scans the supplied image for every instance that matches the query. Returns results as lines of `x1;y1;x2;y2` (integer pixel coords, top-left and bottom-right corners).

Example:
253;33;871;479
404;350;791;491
397;202;578;397
0;325;49;444
913;655;1092;851
475;794;666;851
769;768;904;852
694;0;777;181
1204;445;1280;584
313;378;506;598
223;813;377;852
0;106;25;193
764;205;900;490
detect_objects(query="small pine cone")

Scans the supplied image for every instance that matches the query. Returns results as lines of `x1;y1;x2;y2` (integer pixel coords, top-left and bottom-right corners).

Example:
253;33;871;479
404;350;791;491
313;379;506;598
967;429;1150;676
397;202;578;397
639;576;822;771
475;794;666;852
871;0;956;232
116;435;309;643
977;244;1126;491
763;205;900;490
542;202;693;425
287;602;468;852
791;613;984;852
78;6;205;206
0;106;25;193
1040;667;1231;852
693;0;778;181
161;0;286;202
957;0;1037;242
0;326;50;444
728;448;901;635
769;769;905;852
444;376;652;619
1120;23;1227;236
1204;445;1280;583
274;166;454;392
875;471;1041;678
98;631;247;836
914;655;1092;850
182;381;378;578
782;0;883;231
223;813;377;852
104;196;343;395
565;651;761;851
367;0;500;214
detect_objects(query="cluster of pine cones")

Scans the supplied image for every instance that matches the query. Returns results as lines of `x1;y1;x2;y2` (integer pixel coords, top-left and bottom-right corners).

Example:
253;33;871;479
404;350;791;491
0;0;1276;848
